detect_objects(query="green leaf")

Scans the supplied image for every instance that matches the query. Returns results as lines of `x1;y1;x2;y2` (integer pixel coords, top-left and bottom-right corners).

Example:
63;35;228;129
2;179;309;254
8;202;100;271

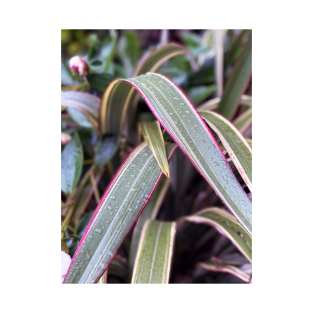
201;110;252;190
61;133;83;194
131;220;176;283
234;108;252;133
184;207;251;261
218;33;252;119
199;258;251;282
63;143;176;283
100;43;185;136
122;72;251;233
141;121;170;177
129;176;170;267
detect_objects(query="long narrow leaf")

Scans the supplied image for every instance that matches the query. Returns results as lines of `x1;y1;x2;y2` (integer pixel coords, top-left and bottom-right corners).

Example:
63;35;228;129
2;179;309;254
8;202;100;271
141;121;170;177
129;176;170;267
113;72;252;233
200;111;252;190
131;220;176;283
63;143;175;283
100;43;185;135
184;207;251;261
218;33;252;119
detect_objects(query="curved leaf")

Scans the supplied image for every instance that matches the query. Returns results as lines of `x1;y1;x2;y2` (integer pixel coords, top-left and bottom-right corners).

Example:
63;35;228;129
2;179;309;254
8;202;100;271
184;207;251;262
61;133;83;194
141;121;170;177
113;72;251;233
99;43;185;135
131;220;176;283
62;91;100;128
218;33;252;119
201;110;252;190
63;143;175;283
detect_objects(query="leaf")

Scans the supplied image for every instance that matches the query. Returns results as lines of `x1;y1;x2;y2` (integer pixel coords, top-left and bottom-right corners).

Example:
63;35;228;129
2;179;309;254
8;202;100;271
119;72;252;233
199;258;251;283
94;136;118;167
188;85;216;104
63;143;176;283
129;176;170;267
131;220;176;283
100;43;185;136
234;108;252;134
218;32;252;119
140;121;170;177
61;91;100;128
61;133;83;194
201;110;252;190
184;207;251;261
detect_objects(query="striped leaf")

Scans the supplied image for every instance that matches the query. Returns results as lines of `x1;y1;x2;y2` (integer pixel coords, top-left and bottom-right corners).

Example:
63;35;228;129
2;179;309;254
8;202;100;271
131;220;176;283
201;111;252;190
129;176;170;267
234;108;252;134
110;72;251;233
61;133;83;194
218;33;252;119
141;121;170;177
100;43;185;135
184;207;251;262
199;259;251;283
63;143;175;283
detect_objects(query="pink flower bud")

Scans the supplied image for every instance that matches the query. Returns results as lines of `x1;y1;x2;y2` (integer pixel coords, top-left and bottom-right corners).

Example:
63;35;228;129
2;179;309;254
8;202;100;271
68;56;89;76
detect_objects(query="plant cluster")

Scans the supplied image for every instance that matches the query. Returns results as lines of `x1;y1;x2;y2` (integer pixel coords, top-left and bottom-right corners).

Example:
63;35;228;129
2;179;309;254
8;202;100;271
61;29;252;283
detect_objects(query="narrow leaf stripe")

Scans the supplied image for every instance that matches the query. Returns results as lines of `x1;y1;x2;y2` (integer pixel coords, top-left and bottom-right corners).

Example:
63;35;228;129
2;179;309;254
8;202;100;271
141;121;170;177
201;111;252;190
184;207;251;261
63;143;175;283
132;221;176;283
125;73;251;233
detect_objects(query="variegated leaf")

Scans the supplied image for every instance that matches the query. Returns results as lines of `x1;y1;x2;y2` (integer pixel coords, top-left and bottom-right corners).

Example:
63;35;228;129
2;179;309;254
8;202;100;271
132;220;176;283
63;143;175;283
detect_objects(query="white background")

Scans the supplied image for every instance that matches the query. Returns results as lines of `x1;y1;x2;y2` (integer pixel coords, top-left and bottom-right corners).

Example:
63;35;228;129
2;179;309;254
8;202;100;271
0;1;312;312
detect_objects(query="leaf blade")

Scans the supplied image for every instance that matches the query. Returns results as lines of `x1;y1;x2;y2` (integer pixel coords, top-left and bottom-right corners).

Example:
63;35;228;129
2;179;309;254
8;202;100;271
141;121;170;177
99;43;185;135
61;133;83;194
125;73;252;233
184;207;252;262
63;143;175;283
201;110;252;190
218;33;252;119
131;220;176;283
